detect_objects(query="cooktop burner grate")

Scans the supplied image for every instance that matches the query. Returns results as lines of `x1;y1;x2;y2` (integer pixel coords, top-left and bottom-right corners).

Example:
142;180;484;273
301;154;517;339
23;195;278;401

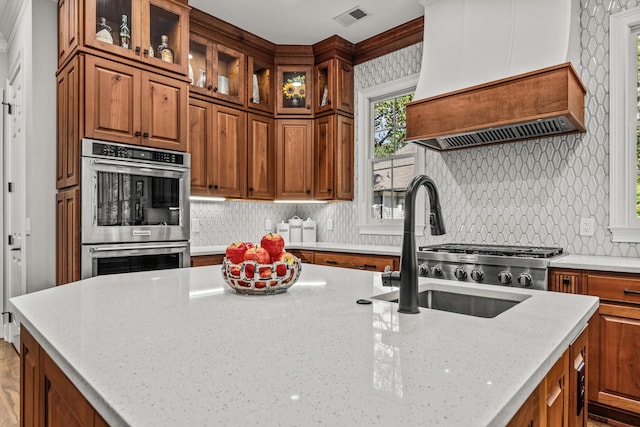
418;243;563;259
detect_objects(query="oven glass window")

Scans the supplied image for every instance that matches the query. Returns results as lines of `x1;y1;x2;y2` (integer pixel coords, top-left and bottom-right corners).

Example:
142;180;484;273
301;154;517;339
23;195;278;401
96;172;180;226
96;253;180;276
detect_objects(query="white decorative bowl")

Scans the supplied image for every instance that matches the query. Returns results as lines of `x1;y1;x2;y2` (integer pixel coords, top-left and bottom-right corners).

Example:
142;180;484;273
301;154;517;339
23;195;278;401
221;257;302;295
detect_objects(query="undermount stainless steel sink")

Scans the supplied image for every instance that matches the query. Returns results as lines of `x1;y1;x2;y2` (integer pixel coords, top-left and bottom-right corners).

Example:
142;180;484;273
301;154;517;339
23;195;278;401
372;285;530;318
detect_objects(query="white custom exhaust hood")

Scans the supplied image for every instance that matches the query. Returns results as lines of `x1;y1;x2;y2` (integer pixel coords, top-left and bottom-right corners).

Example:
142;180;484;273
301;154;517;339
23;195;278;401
406;0;586;150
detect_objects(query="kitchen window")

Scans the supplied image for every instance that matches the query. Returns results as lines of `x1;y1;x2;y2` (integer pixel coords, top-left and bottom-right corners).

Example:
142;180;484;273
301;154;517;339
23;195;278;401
610;7;640;242
357;75;425;235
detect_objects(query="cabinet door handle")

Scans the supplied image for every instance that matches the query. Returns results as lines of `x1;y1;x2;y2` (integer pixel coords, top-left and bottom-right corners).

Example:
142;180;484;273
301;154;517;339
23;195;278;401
135;46;141;53
325;260;337;265
143;48;148;55
306;190;311;194
250;97;254;103
207;85;213;91
306;105;311;109
624;288;640;295
327;99;331;105
327;188;331;192
562;277;571;285
364;264;377;270
249;188;254;192
114;74;121;81
213;185;218;190
213;86;218;93
135;131;141;137
143;132;149;138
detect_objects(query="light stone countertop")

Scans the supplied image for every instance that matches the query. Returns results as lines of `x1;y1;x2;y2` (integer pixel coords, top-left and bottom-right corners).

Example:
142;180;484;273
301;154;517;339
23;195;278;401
550;254;640;273
11;265;597;426
191;242;401;257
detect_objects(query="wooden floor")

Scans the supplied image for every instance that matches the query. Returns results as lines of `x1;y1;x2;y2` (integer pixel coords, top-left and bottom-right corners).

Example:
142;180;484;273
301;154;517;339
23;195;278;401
0;339;623;426
0;340;19;427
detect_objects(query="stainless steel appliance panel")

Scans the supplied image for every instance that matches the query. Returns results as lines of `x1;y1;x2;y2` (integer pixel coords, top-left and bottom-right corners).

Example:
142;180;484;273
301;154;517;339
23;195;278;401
81;241;190;279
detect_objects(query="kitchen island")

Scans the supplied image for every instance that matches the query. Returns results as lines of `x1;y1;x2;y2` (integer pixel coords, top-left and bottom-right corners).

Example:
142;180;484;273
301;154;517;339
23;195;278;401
11;264;598;426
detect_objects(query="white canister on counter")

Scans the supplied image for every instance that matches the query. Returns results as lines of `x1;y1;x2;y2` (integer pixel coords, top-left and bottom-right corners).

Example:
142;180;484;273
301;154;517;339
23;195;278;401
302;218;316;243
289;215;303;243
276;221;290;245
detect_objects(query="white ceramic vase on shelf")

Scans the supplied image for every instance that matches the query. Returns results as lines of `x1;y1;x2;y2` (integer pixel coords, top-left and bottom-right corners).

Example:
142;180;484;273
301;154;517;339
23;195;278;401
188;55;194;85
196;69;206;88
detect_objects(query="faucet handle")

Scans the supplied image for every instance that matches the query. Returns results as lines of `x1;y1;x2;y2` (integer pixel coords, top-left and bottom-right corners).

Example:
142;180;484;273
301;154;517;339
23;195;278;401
381;270;401;287
383;265;391;273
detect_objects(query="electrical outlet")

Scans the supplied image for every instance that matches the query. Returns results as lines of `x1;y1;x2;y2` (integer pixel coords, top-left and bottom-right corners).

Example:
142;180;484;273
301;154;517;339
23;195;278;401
265;219;273;231
327;218;334;231
192;218;200;233
579;217;595;236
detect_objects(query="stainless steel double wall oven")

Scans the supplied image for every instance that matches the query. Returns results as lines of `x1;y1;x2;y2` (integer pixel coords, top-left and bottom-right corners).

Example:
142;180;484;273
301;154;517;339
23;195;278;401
81;138;190;278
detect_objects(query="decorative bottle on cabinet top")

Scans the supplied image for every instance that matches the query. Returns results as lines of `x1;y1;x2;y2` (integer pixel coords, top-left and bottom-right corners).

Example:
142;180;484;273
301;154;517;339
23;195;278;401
157;35;174;63
119;15;130;49
96;17;113;44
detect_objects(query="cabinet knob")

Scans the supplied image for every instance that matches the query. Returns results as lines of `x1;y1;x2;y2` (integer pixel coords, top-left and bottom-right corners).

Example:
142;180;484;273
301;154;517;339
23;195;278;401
143;132;149;138
213;86;218;93
143;48;148;55
306;105;311;109
327;188;331;192
208;185;213;189
562;277;570;285
327;99;331;105
135;131;141;137
114;74;121;81
207;85;213;91
250;97;254;103
306;190;311;194
249;188;254;192
135;46;141;53
213;185;219;190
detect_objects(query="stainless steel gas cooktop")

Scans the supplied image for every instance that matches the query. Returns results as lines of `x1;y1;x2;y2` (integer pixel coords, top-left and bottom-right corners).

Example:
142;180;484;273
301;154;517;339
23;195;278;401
416;244;565;291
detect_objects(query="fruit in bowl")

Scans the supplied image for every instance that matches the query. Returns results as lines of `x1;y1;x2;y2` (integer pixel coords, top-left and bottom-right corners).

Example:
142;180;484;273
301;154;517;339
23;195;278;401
222;235;301;294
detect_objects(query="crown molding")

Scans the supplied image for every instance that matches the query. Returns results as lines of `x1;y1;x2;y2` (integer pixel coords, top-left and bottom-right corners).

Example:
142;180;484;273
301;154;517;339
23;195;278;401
0;0;27;48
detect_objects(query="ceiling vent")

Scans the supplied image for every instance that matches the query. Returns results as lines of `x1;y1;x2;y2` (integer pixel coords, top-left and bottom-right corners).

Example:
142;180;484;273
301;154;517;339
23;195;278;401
334;6;370;27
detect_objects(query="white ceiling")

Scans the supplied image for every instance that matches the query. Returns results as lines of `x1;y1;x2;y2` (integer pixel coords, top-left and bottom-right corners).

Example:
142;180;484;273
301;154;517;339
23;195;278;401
188;0;424;45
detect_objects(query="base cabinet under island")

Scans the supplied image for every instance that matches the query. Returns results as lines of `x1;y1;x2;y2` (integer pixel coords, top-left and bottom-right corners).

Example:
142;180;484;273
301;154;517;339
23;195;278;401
20;324;589;426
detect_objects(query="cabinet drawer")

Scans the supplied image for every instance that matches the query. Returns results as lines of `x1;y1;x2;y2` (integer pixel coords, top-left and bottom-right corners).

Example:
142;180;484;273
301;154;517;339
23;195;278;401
190;254;225;267
588;273;640;305
288;249;314;264
314;252;396;272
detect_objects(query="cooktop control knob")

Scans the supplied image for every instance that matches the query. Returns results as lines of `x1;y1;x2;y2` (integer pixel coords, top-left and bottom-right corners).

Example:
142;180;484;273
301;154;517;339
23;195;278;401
470;268;484;282
518;272;533;287
418;263;429;277
454;267;467;280
431;265;443;277
498;270;513;285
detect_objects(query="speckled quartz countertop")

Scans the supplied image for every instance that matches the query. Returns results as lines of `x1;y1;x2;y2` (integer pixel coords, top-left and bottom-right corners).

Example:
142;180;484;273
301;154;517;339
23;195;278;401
10;265;597;426
191;242;401;256
550;254;640;273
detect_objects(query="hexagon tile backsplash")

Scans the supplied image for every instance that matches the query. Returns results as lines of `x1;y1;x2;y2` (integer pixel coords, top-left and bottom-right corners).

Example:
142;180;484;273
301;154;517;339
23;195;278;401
191;0;640;258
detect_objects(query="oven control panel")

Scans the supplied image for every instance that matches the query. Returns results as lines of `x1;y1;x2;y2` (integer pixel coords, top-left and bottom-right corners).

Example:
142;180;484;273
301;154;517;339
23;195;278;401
91;142;185;165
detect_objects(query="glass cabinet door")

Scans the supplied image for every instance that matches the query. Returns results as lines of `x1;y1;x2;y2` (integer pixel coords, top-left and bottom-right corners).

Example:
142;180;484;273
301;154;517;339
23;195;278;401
143;0;189;75
212;44;245;105
86;0;138;59
276;65;313;115
248;57;273;112
315;60;333;114
189;34;212;93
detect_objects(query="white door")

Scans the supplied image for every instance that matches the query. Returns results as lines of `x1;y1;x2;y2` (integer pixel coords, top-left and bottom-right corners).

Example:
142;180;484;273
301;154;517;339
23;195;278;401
4;58;26;349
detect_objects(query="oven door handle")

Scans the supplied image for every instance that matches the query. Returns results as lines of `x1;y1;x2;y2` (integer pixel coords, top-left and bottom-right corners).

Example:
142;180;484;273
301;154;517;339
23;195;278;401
90;242;189;253
92;158;188;173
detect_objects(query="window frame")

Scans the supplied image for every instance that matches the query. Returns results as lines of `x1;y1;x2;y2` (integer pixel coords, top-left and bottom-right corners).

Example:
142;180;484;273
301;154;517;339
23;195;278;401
610;8;640;242
356;74;425;236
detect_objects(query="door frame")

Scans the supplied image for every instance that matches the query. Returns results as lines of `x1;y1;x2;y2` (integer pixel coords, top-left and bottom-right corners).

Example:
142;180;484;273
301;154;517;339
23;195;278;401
3;50;26;344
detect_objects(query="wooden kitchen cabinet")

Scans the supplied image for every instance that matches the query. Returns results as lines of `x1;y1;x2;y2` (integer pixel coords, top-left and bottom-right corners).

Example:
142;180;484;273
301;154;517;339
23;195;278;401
549;268;640;425
57;0;79;68
189;33;246;105
288;249;315;264
70;0;190;75
56;187;80;285
549;269;584;294
85;55;188;151
276;119;313;199
334;114;354;200
315;58;354;115
190;254;225;267
247;114;275;200
21;326;41;427
314;115;335;199
314;251;397;272
247;56;274;113
57;55;81;189
188;99;247;198
276;65;313;116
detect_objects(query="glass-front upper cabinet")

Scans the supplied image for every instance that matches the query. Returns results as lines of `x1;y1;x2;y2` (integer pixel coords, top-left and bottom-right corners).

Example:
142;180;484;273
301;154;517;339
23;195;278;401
315;58;354;115
188;33;245;106
85;0;189;75
276;65;313;116
248;57;273;113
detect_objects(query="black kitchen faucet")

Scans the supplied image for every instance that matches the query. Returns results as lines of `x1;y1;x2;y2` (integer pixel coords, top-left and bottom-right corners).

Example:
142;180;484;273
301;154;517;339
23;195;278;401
381;174;446;313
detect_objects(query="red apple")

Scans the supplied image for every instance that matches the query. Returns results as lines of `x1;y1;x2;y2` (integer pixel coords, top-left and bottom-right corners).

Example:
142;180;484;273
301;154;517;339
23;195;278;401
260;233;285;259
244;247;271;264
245;242;255;250
225;242;248;264
274;251;295;276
